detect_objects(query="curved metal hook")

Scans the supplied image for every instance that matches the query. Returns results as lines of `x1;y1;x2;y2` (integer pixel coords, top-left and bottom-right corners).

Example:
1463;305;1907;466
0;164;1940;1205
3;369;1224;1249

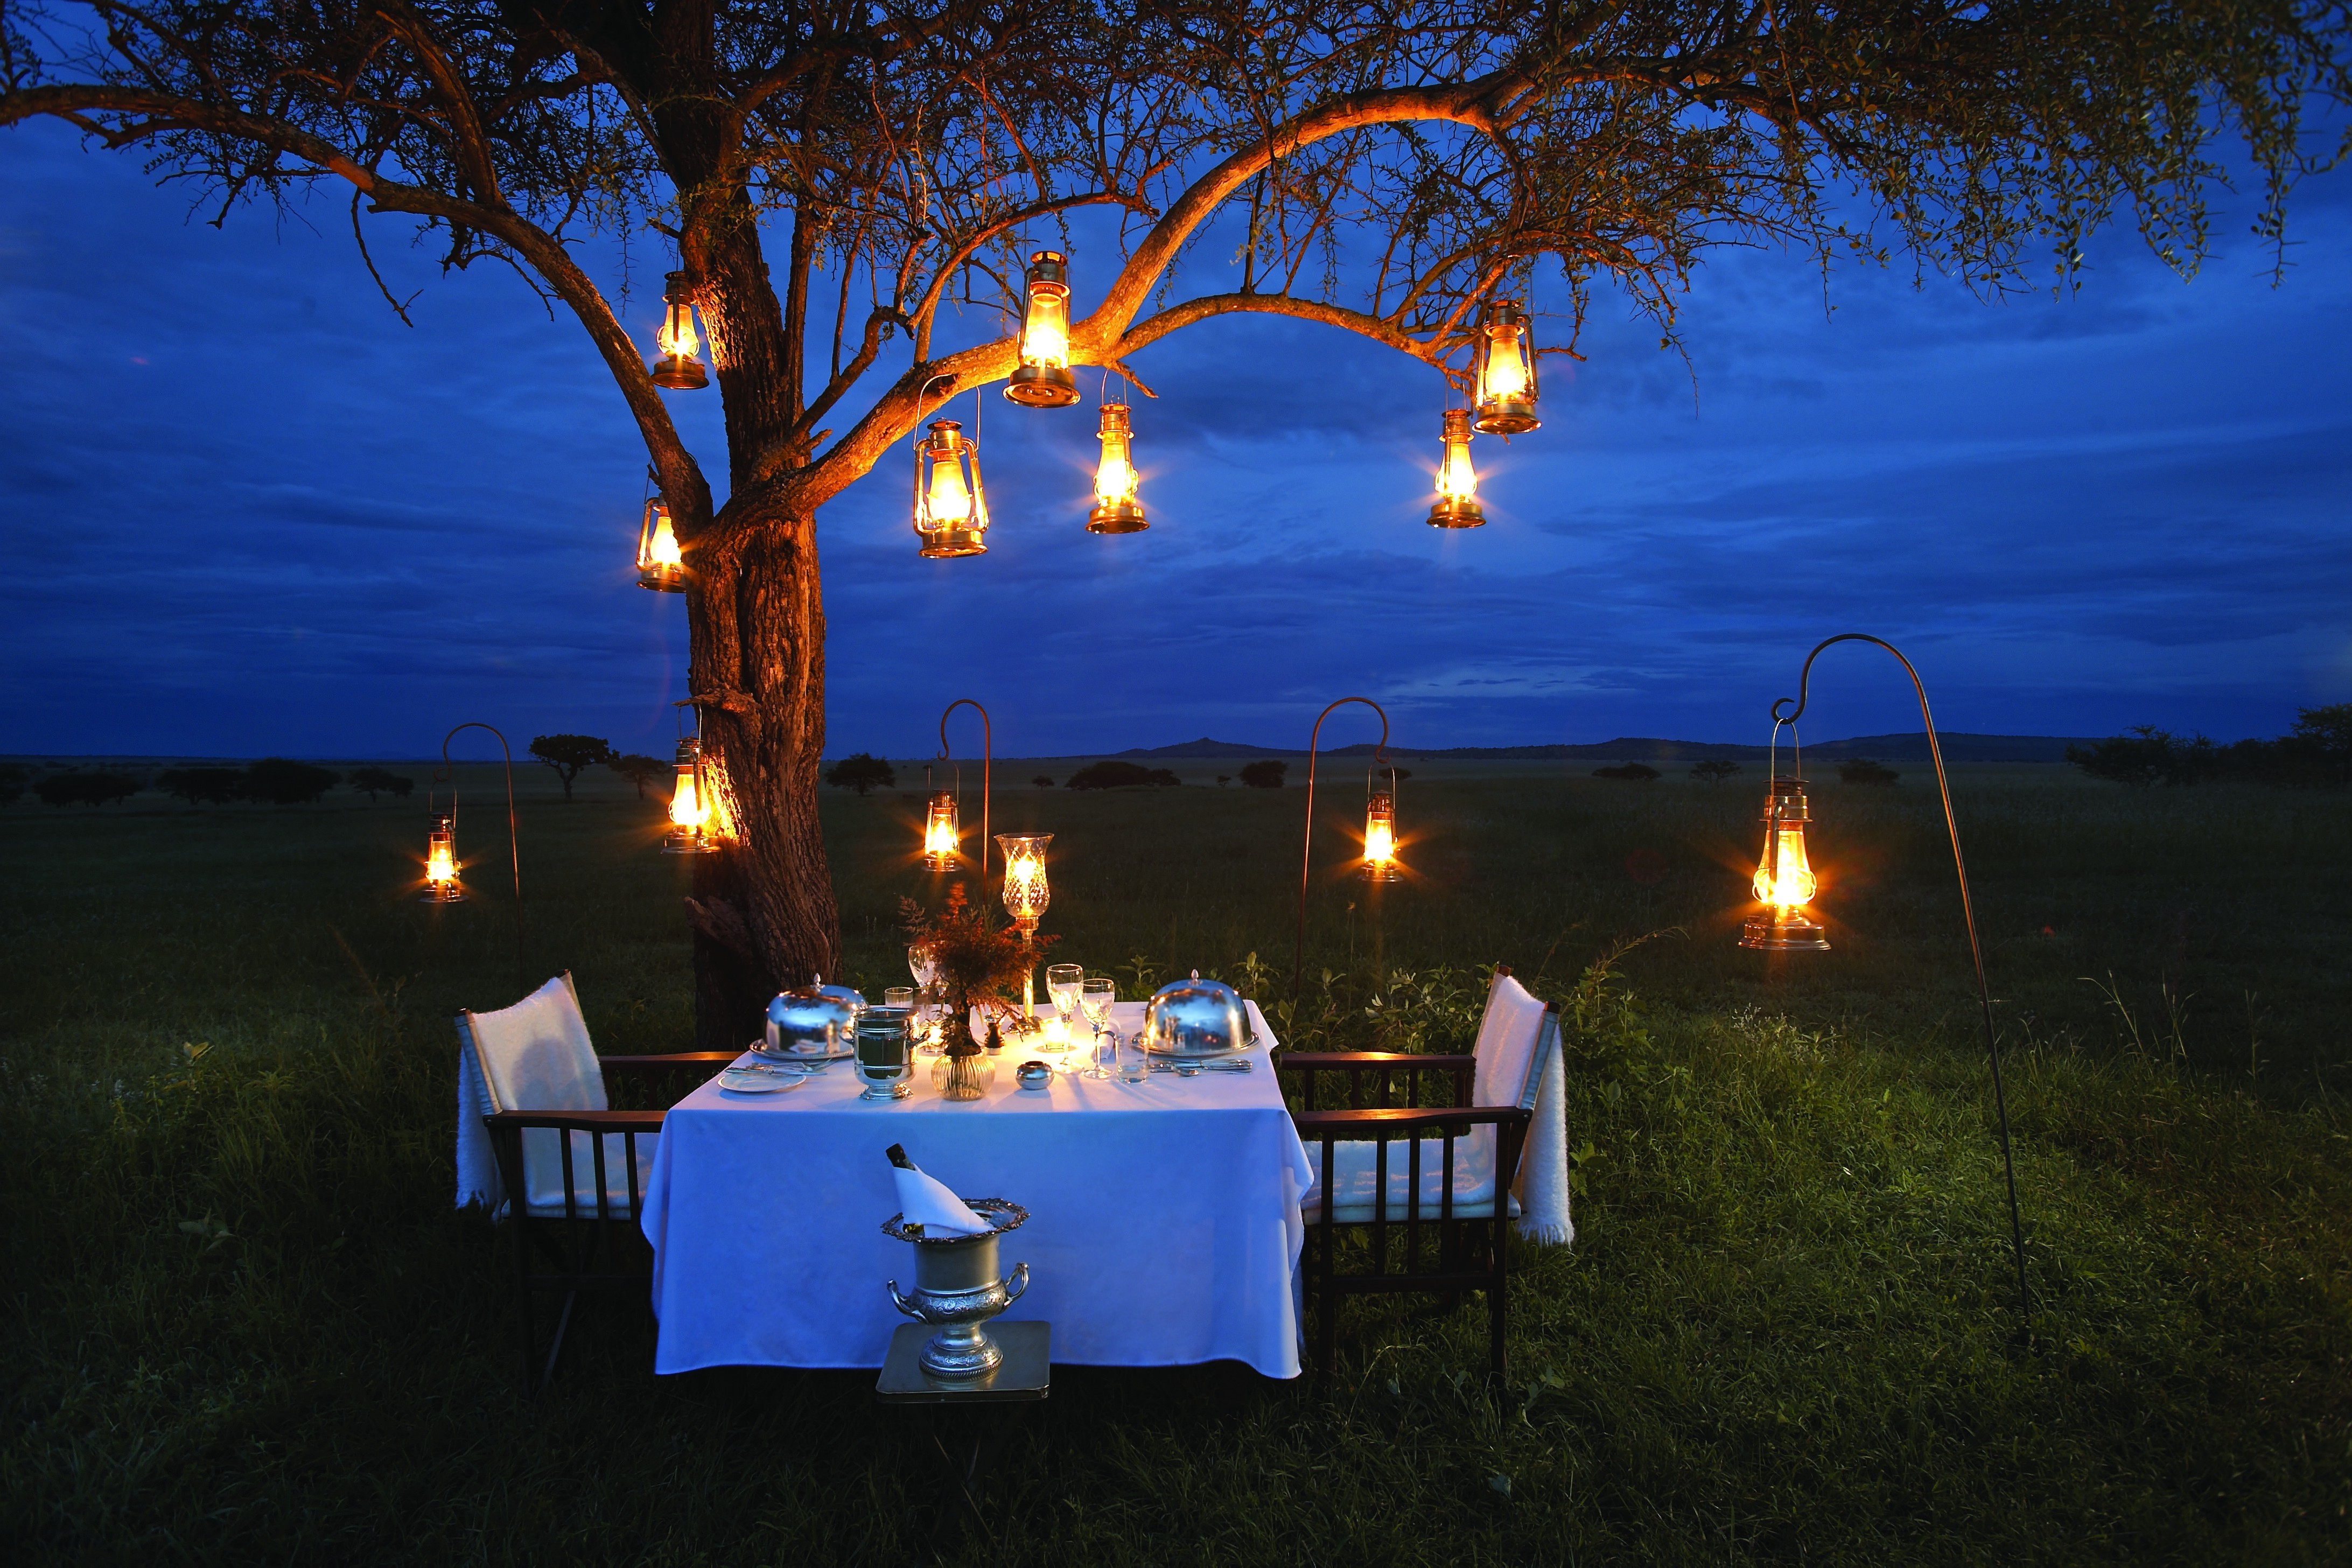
937;698;992;886
433;722;526;996
1294;697;1392;1002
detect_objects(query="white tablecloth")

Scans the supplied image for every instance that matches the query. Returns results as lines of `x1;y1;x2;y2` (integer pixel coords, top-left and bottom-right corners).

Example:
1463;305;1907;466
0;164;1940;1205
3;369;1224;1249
639;1001;1315;1378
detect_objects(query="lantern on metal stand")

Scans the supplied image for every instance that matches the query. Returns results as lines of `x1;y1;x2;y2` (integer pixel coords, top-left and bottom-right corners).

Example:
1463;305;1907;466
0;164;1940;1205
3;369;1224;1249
1087;400;1149;533
423;810;463;902
927;699;992;878
1472;299;1539;435
1293;696;1396;1001
666;734;716;854
1004;250;1079;408
636;491;685;591
913;419;990;558
1427;407;1486;529
1740;775;1827;950
650;271;709;390
418;723;527;995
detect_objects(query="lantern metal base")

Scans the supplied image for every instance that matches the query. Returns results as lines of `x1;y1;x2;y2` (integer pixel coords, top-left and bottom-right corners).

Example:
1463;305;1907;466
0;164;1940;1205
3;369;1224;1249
1362;865;1399;884
1004;364;1080;407
922;852;965;871
1741;913;1830;951
918;526;988;558
422;884;465;904
664;830;717;855
1426;498;1486;529
1086;501;1149;534
651;355;708;390
1472;401;1539;437
638;565;687;592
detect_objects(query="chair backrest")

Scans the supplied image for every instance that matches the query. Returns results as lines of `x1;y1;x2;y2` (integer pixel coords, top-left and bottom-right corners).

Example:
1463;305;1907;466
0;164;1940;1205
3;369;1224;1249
464;973;607;1115
1470;970;1549;1111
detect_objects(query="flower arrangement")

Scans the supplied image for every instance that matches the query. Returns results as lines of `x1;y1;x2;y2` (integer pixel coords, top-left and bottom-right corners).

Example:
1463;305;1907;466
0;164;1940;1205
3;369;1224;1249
900;882;1056;1055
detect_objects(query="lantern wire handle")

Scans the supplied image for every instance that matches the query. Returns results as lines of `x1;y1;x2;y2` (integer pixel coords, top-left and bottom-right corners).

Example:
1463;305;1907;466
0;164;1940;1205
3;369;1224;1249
938;698;992;887
431;722;526;996
1294;696;1391;1004
1769;632;2029;1317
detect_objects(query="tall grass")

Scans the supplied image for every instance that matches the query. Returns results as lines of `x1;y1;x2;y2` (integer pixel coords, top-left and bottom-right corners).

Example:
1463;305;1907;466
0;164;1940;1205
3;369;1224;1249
2;770;2348;1563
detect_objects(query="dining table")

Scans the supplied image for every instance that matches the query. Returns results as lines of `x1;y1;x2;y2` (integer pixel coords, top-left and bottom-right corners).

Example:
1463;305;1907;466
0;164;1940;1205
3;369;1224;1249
638;1000;1317;1378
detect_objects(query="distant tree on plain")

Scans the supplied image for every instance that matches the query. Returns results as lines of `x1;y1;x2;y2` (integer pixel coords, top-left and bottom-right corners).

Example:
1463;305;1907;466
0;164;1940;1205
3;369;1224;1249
2068;727;2193;788
1238;761;1288;789
608;754;669;801
157;767;243;805
239;758;340;804
1066;760;1180;790
1838;758;1901;786
2289;703;2352;785
529;735;617;801
1593;764;1660;782
823;753;897;795
1215;775;1232;788
1032;776;1055;790
347;766;415;801
2068;709;2352;790
0;764;27;806
36;771;144;807
1690;759;1742;786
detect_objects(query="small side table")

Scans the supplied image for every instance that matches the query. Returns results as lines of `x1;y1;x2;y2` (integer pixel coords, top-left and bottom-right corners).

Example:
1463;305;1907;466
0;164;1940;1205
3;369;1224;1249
876;1322;1050;1541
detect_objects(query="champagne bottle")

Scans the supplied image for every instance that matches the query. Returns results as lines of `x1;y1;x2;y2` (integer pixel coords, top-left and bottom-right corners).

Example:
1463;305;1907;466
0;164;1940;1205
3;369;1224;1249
886;1143;915;1171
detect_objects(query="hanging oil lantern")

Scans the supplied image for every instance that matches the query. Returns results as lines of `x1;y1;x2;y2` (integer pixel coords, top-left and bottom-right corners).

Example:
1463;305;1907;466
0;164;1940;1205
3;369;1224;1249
635;496;686;591
1427;408;1486;529
1472;299;1539;435
1004;250;1079;408
423;811;463;902
1362;789;1400;883
912;419;989;558
996;832;1053;936
922;789;962;870
665;737;716;854
1087;401;1149;533
650;271;709;390
1740;777;1829;950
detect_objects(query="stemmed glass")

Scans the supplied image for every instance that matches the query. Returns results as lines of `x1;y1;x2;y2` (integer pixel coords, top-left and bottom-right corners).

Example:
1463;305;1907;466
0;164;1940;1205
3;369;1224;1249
1077;977;1117;1079
1045;963;1084;1060
908;943;942;1056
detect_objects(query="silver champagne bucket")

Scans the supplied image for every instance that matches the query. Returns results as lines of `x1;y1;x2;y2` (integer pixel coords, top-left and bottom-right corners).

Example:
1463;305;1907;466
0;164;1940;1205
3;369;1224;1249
883;1199;1030;1378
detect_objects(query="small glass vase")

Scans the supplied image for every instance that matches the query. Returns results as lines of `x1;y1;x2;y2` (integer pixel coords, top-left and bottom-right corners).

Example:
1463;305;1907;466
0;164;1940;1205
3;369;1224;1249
932;1045;996;1102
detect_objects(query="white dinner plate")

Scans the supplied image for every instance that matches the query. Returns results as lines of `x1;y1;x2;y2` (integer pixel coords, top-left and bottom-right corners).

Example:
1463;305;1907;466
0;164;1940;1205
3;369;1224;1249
718;1065;807;1094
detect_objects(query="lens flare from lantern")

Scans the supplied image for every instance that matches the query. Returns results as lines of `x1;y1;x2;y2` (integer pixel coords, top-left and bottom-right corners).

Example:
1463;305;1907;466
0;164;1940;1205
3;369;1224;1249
1427;408;1486;528
1087;402;1149;533
922;791;962;870
1363;791;1399;882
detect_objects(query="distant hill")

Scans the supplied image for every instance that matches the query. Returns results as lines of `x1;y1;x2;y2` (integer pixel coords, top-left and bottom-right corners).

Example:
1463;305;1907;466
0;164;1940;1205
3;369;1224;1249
1110;732;2092;764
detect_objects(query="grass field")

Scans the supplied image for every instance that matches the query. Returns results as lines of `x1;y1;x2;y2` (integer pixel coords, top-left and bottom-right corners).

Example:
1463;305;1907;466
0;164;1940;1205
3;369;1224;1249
3;762;2348;1563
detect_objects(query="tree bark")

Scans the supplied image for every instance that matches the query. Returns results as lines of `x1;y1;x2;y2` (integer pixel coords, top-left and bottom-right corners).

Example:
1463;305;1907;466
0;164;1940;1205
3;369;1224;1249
683;498;839;1049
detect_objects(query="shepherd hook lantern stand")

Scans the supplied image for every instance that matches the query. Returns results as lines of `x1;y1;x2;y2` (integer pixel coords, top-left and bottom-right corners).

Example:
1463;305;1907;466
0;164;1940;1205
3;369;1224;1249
431;722;527;996
1293;696;1393;1004
1766;634;2031;1315
937;699;993;887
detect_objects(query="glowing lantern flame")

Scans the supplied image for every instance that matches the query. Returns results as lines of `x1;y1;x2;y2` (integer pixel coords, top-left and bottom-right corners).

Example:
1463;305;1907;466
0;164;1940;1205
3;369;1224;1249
925;449;974;523
1021;289;1068;370
647;511;681;566
1005;250;1080;408
922;790;962;869
657;298;699;360
996;832;1053;933
636;497;685;590
670;769;703;831
664;737;717;853
423;814;462;902
1428;407;1486;528
1363;790;1399;882
649;271;709;390
913;419;989;557
1087;402;1149;533
1473;300;1540;435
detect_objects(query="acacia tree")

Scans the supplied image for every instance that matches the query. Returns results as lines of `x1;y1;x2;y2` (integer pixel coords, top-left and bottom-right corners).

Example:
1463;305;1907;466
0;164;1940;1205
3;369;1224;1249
4;0;2344;1045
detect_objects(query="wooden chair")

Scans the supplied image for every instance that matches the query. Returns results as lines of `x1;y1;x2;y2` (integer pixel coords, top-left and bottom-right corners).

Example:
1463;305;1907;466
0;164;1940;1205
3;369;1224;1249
458;974;733;1389
1280;968;1558;1379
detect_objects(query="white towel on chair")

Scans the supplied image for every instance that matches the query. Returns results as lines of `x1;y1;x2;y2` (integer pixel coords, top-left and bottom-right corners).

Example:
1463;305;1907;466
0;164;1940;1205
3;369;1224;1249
1513;1042;1572;1245
454;1014;503;1214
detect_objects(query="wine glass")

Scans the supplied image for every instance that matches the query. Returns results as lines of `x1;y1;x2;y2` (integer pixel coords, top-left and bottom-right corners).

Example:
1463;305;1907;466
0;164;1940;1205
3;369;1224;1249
1078;977;1117;1079
906;945;943;1056
1045;963;1083;1058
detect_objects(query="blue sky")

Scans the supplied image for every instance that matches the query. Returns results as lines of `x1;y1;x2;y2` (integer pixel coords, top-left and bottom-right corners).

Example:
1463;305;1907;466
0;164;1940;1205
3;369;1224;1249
3;118;2348;759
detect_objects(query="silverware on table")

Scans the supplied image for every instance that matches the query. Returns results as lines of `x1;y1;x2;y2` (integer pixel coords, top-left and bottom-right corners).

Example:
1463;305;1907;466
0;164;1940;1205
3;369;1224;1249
1149;1058;1254;1075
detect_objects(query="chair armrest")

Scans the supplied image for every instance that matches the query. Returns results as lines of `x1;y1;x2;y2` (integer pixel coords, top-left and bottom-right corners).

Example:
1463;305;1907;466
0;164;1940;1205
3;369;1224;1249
1292;1105;1531;1136
486;1109;668;1130
1279;1052;1475;1072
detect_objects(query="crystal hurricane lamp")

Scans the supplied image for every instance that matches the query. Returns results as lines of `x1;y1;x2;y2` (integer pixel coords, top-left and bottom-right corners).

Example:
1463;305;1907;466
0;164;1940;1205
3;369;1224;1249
1740;776;1829;950
1427;407;1486;529
423;811;463;902
665;737;716;855
1087;401;1149;533
1362;789;1399;882
649;271;709;390
1472;299;1540;436
1004;250;1079;408
922;789;962;870
996;833;1053;937
635;496;685;591
913;419;989;558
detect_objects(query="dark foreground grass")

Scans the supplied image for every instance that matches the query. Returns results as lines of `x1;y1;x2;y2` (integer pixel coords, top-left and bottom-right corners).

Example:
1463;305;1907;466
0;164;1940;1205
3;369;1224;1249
3;770;2349;1563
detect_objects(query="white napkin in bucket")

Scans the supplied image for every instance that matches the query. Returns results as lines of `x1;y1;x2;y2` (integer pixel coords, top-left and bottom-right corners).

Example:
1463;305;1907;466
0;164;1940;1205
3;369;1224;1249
888;1146;991;1235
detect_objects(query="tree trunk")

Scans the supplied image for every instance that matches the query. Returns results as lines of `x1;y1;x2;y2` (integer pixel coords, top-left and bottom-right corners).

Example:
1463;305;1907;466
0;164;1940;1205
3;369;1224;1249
683;501;840;1051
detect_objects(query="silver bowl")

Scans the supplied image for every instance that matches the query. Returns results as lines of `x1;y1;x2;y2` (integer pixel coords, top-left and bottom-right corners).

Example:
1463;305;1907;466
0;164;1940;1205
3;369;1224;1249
1141;972;1255;1058
760;984;860;1059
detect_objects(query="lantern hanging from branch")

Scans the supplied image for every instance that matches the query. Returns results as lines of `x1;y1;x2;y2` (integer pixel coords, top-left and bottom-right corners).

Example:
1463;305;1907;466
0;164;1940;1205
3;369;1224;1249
913;419;990;558
1472;300;1540;435
1363;787;1400;883
1740;777;1829;950
635;496;686;591
650;271;709;390
1004;250;1079;408
1088;402;1149;534
1427;408;1486;529
922;789;962;870
665;737;716;854
996;832;1053;936
423;811;463;902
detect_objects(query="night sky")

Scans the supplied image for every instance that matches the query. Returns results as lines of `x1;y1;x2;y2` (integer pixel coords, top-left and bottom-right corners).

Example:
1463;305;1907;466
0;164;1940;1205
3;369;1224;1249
4;118;2348;761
